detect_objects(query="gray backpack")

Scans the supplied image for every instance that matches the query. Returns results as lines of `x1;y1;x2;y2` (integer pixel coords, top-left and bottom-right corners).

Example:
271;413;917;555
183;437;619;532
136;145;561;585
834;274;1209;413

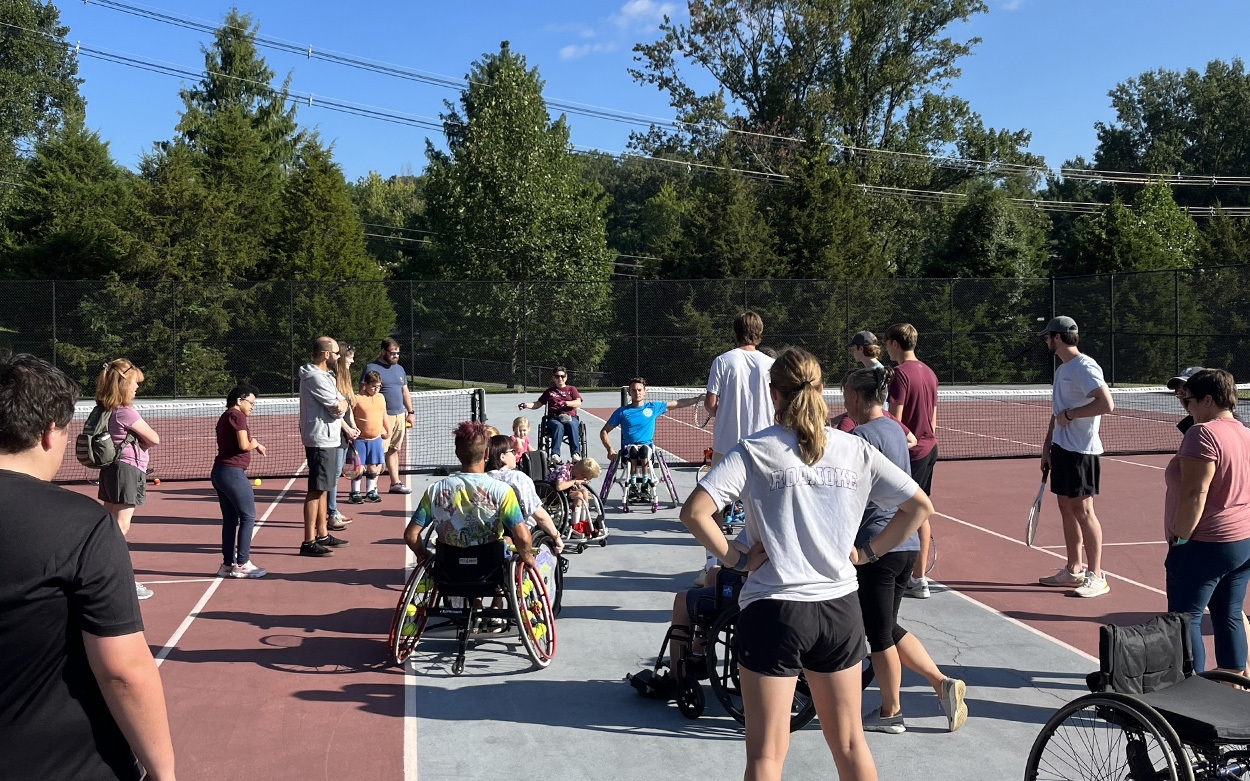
75;405;135;469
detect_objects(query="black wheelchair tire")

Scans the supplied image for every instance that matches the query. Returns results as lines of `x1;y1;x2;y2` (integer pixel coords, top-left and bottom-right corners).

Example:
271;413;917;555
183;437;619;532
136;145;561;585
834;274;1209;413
705;608;817;732
388;557;437;667
677;677;705;720
1024;692;1193;781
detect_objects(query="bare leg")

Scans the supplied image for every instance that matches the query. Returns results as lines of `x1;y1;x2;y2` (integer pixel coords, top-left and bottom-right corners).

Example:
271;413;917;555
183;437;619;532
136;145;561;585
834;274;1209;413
104;502;137;537
871;647;904;717
316;493;329;538
303;490;324;543
911;519;931;579
1055;497;1086;575
1070;495;1103;578
385;447;401;487
739;670;799;781
894;633;946;693
803;665;878;781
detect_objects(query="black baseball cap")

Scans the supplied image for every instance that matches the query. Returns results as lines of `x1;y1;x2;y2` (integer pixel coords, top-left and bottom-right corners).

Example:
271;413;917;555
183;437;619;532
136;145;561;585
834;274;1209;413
1167;366;1205;390
847;330;878;348
1038;316;1079;336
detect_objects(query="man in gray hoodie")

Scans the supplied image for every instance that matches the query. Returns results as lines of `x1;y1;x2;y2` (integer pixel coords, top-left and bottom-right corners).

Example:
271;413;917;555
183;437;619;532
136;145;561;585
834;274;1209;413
299;336;350;557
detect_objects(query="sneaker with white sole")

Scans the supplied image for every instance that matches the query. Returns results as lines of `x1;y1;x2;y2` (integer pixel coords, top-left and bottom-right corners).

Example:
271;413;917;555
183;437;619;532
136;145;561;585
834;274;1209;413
135;582;154;600
329;510;352;525
939;677;968;732
230;561;267;579
216;563;234;578
389;483;412;495
905;576;931;599
1074;572;1110;598
1039;568;1086;587
863;710;906;734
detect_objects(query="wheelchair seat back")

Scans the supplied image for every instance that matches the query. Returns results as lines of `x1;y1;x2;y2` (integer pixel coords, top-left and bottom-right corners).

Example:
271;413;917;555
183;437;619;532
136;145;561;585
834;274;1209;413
1089;612;1191;695
435;539;509;598
692;569;744;626
521;450;548;483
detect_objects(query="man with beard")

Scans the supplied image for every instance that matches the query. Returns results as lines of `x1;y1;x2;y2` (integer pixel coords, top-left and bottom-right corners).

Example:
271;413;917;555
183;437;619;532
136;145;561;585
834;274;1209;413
366;338;417;494
1038;316;1115;598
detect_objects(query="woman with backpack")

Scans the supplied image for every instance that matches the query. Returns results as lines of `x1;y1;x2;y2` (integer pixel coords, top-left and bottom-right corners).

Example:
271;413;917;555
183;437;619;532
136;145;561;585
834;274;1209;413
96;359;160;600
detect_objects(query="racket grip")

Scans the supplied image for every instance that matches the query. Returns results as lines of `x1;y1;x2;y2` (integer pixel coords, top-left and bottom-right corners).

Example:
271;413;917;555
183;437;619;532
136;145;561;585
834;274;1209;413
1042;464;1050;478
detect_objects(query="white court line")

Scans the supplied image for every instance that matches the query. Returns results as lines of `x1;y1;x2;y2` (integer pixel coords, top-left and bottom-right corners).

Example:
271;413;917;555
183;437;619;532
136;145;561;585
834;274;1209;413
932;510;1167;597
941;585;1098;663
154;470;303;667
403;483;418;781
1104;457;1166;470
137;578;218;585
1040;541;1166;549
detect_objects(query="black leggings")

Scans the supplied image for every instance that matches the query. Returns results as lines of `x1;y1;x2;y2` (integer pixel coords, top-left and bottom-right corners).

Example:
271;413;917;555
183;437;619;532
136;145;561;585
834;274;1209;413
856;550;918;653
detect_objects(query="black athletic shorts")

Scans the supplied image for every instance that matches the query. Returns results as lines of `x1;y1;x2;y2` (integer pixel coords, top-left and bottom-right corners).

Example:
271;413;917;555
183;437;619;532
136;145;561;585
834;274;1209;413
1050;443;1100;498
856;550;916;653
909;444;937;495
623;443;653;462
306;446;338;492
735;593;865;676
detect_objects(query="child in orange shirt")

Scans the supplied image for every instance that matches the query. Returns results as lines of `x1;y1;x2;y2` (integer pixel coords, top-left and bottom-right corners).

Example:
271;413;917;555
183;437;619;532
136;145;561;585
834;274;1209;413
351;370;390;503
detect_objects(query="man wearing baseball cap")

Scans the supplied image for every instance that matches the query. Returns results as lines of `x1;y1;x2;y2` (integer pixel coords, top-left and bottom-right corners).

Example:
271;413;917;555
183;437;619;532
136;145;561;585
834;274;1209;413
848;330;885;369
1168;367;1205;434
1038;316;1116;597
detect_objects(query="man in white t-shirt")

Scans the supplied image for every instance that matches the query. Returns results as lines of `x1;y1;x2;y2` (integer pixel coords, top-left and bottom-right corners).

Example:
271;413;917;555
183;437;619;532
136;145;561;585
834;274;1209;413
1038;316;1115;598
705;311;775;465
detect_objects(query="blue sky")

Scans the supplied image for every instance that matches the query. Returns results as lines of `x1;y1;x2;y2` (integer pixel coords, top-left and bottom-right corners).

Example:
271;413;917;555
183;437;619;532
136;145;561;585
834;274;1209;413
55;0;1250;181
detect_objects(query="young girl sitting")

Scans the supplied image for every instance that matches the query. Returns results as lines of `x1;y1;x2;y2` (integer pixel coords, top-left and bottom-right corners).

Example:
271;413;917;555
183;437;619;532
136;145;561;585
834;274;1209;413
350;370;390;503
546;457;601;539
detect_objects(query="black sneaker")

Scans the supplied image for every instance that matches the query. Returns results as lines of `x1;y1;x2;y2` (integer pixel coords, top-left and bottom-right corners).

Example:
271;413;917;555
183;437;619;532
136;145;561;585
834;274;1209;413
299;540;333;557
318;534;350;548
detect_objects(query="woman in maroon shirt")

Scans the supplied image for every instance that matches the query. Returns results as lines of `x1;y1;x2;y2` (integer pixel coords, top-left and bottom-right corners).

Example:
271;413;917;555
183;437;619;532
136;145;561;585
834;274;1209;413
211;383;268;578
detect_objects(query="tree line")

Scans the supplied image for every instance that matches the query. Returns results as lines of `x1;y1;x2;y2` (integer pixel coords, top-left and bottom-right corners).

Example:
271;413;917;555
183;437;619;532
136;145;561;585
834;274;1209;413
3;0;1249;392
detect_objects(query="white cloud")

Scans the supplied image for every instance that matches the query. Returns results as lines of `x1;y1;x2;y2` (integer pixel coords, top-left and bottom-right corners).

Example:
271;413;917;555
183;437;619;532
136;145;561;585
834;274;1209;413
559;42;617;61
613;0;678;30
998;0;1026;9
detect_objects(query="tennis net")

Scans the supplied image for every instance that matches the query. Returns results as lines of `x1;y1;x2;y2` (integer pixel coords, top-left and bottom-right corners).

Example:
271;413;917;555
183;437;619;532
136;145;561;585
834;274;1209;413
626;385;1250;465
54;387;485;483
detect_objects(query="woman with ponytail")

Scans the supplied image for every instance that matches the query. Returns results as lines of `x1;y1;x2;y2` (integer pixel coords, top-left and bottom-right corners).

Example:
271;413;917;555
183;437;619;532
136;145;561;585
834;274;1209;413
843;367;966;735
681;348;933;781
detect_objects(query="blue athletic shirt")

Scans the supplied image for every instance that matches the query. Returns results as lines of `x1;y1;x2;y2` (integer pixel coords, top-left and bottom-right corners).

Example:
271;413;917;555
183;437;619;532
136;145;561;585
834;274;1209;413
607;401;668;446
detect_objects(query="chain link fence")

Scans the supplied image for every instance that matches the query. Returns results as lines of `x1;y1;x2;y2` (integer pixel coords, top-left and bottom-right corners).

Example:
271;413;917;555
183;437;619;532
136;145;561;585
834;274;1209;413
1;267;1246;398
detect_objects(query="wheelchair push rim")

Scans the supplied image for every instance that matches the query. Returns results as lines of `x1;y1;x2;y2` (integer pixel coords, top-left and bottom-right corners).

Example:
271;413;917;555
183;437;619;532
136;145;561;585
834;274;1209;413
1024;691;1194;781
511;558;557;668
389;557;438;666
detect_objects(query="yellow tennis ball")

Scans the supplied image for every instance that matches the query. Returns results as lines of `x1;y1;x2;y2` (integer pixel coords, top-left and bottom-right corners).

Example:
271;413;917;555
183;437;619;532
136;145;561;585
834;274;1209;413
253;479;261;486
401;622;416;637
406;604;417;617
406;421;412;428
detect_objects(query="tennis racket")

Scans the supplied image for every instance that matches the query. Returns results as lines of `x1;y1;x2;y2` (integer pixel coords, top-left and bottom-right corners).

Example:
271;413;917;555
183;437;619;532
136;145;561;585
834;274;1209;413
343;447;363;480
694;400;713;429
1025;465;1049;546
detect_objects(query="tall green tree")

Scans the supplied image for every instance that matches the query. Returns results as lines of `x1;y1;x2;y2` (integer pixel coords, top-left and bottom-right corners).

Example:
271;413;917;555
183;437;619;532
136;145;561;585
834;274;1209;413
1064;181;1198;275
0;0;83;217
350;170;428;277
926;187;1049;279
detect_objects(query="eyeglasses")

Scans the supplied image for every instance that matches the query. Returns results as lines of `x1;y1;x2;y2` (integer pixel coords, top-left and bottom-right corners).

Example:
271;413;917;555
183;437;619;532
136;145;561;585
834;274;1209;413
554;374;566;378
388;351;401;356
504;448;517;454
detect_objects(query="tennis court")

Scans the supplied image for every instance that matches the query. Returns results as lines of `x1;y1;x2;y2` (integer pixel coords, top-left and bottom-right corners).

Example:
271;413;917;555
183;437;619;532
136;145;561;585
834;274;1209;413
42;387;1242;779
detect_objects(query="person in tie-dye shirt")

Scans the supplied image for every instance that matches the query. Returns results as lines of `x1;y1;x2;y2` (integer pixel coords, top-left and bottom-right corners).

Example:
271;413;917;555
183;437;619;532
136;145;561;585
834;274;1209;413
405;421;534;567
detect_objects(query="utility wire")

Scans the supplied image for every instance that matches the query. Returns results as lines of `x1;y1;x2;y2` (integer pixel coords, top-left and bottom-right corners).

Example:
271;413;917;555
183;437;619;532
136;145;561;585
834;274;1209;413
83;0;1250;188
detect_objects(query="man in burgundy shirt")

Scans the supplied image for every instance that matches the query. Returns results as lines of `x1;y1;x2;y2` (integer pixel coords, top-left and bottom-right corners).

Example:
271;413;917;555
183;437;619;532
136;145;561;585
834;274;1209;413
519;366;583;460
886;323;938;598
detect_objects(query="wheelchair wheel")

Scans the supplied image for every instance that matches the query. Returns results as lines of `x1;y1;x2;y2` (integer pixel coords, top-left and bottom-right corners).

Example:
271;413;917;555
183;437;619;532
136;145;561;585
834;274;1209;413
530;533;564;617
1024;692;1193;781
388;557;437;666
534;482;569;535
510;558;557;669
705;609;817;731
677;676;705;720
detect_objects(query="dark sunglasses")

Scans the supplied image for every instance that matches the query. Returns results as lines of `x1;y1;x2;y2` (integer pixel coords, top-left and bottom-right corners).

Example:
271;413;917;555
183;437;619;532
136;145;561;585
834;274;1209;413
388;351;401;356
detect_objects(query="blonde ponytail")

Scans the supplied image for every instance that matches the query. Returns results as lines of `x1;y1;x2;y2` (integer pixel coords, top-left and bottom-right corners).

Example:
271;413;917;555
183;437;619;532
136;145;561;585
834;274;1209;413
771;348;827;465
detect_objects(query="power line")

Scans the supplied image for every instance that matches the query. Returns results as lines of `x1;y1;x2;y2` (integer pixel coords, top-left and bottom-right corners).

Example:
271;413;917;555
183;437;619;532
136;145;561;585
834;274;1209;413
83;0;1250;188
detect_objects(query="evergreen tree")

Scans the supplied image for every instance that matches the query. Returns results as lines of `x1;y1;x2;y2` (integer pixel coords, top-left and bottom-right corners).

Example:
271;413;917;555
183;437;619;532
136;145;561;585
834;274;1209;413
1065;182;1198;275
350;170;428;277
1197;207;1250;267
927;187;1049;279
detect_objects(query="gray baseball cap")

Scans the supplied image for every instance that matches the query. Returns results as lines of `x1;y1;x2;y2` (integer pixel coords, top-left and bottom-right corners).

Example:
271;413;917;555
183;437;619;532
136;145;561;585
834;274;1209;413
847;330;878;348
1167;366;1205;390
1039;316;1079;336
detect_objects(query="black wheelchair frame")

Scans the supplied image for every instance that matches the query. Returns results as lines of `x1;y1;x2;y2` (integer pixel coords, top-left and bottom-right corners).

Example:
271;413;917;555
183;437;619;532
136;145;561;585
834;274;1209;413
537;414;587;460
524;449;607;552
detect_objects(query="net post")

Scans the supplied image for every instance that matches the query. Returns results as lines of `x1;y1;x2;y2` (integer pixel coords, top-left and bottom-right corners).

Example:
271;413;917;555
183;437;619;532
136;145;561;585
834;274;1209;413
620;385;627;408
474;387;486;424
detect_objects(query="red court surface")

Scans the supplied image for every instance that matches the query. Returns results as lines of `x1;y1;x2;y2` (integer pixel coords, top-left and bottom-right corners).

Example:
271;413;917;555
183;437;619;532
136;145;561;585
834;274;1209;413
66;477;410;779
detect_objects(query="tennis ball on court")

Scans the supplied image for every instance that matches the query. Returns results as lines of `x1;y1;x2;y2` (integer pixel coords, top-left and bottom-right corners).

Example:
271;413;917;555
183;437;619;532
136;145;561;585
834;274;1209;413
406;603;417;617
401;622;417;637
153;478;160;485
253;479;262;486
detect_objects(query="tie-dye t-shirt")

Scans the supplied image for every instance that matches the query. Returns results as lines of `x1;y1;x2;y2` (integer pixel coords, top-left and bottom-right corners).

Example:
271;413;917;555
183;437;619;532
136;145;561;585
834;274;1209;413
411;472;524;548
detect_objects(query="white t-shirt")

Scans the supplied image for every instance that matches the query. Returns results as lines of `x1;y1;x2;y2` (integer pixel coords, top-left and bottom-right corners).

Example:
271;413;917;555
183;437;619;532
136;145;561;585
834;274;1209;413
699;425;919;610
707;347;776;456
1051;353;1107;455
487;469;541;527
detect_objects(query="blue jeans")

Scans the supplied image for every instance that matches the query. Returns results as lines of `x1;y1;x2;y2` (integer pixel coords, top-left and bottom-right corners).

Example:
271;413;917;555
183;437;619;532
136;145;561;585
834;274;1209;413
327;445;347;514
1165;537;1250;671
211;464;256;566
545;416;581;457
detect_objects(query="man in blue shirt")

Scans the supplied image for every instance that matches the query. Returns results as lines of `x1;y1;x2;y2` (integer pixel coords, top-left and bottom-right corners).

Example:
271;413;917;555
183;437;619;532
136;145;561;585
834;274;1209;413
600;378;702;501
365;337;416;495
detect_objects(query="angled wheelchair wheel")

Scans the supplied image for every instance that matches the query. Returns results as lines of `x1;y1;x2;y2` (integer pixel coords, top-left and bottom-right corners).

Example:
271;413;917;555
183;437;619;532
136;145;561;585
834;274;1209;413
706;609;816;731
1024;692;1193;781
510;558;557;669
530;533;564;617
534;482;569;535
388;557;437;666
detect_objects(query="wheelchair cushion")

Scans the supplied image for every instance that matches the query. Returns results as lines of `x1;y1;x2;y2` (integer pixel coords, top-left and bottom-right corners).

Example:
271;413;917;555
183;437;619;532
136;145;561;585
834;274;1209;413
1097;613;1191;695
434;540;508;597
1136;674;1250;743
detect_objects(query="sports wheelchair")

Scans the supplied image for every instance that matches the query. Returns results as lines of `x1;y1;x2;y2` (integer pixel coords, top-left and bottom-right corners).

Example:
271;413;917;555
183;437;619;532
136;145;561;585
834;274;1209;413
628;569;817;730
522;449;607;552
537;413;587;460
388;535;560;675
1026;612;1250;781
600;445;680;513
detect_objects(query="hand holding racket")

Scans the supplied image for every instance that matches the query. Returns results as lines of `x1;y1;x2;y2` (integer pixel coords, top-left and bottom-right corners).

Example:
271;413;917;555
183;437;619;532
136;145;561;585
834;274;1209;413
1025;464;1049;546
693;396;713;429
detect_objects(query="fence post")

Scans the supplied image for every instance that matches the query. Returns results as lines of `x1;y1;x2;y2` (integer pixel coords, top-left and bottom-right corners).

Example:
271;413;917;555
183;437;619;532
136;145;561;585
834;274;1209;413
1050;275;1057;383
289;281;296;395
1109;274;1116;386
634;279;640;378
948;280;956;385
743;279;749;310
460;357;466;388
1174;268;1181;375
522;283;528;393
409;279;416;387
845;280;852;368
171;284;178;399
51;281;57;368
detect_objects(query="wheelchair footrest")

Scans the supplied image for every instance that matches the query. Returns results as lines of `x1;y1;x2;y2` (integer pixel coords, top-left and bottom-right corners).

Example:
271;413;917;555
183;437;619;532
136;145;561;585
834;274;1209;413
628;669;677;700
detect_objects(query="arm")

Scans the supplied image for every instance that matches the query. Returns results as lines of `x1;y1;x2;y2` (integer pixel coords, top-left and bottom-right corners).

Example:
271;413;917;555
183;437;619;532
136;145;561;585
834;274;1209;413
83;632;176;781
666;394;705;411
704;392;719;417
234;429;266;456
931;404;937;433
887;401;903;421
129;417;160;448
509;521;535;567
402;384;415;424
1057;385;1115;427
1042;413;1055;470
404;521;430;562
906;430;917;450
1172;457;1216;541
530;507;563;554
600;423;616;460
309;376;345;417
850;489;933;565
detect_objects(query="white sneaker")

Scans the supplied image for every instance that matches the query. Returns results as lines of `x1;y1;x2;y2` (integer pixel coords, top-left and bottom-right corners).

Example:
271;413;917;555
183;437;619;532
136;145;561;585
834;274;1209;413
939;677;968;732
230;561;267;579
862;710;906;734
1074;572;1110;598
135;582;154;600
1040;568;1086;588
388;483;412;495
905;576;930;599
571;453;583;462
216;563;233;578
